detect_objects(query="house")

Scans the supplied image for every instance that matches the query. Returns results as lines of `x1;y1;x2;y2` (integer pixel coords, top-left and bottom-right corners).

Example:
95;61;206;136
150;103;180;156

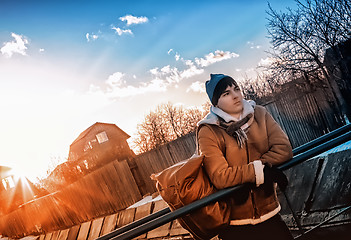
0;165;45;215
45;122;135;191
0;166;14;193
68;122;134;167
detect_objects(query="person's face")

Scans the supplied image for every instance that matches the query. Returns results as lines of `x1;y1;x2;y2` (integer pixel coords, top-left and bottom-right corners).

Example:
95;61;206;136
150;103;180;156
216;84;243;118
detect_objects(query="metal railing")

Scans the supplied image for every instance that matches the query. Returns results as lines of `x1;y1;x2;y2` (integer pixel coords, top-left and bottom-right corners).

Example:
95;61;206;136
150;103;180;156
97;124;351;240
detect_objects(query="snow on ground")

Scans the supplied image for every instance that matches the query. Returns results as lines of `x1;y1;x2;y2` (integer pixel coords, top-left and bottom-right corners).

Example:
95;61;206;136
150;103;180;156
127;194;163;209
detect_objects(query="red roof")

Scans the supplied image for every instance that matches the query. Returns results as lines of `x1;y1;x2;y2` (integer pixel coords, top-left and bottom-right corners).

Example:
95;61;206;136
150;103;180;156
70;122;130;146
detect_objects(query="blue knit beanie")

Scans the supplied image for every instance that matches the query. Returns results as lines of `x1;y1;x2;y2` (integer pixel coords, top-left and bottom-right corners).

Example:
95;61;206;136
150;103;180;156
205;74;227;103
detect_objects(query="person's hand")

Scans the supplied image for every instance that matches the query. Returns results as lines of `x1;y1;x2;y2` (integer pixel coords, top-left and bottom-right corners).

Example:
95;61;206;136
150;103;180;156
263;164;288;192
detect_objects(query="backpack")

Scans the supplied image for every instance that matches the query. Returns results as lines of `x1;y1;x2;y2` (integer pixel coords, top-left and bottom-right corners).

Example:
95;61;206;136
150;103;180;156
151;125;231;240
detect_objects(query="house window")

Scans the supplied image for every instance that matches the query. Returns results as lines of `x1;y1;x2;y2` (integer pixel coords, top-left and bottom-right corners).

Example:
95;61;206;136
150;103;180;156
96;131;109;144
83;160;89;169
2;176;15;190
84;141;93;152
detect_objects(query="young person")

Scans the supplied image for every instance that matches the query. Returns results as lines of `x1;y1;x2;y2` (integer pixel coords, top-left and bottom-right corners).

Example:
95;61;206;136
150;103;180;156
197;74;294;240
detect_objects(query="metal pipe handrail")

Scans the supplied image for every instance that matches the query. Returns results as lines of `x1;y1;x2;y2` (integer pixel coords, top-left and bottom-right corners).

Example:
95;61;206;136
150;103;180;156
97;128;351;240
279;130;351;170
292;124;351;156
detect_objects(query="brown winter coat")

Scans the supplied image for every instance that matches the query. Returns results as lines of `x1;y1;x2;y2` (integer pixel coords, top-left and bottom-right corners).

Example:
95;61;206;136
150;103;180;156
198;105;293;223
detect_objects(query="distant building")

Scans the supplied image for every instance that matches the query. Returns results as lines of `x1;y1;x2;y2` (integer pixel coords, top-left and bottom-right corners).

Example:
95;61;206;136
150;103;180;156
0;166;14;193
0;166;45;215
68;122;134;166
45;122;135;191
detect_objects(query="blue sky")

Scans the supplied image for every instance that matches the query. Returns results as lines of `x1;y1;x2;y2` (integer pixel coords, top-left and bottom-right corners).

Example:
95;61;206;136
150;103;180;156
0;0;297;181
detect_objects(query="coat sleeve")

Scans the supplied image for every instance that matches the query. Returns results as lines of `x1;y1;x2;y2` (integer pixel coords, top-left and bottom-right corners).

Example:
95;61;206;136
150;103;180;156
260;111;293;165
198;125;256;189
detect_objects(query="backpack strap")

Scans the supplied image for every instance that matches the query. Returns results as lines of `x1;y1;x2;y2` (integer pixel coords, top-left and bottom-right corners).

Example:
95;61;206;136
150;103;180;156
196;124;226;155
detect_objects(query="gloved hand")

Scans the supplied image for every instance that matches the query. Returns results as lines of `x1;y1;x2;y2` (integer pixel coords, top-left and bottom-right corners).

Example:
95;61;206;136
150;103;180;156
263;163;288;193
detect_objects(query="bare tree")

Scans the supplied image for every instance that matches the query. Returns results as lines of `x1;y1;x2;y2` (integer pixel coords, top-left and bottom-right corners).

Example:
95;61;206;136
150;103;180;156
266;0;351;121
133;102;208;153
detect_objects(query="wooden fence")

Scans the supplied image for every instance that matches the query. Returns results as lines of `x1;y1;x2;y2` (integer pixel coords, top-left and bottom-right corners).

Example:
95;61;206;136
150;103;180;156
0;160;142;238
132;132;197;195
262;86;344;148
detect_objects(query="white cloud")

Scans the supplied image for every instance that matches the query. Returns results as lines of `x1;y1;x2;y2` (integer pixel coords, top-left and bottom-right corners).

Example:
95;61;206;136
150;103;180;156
119;15;148;25
180;60;204;78
106;72;125;87
175;53;180;61
112;27;133;36
91;79;168;98
186;81;205;93
89;72;168;98
149;68;158;75
150;60;203;84
86;33;99;42
195;50;239;67
150;65;181;83
167;48;180;61
258;57;274;67
91;49;238;99
247;41;261;49
39;48;45;53
161;65;171;73
1;33;29;57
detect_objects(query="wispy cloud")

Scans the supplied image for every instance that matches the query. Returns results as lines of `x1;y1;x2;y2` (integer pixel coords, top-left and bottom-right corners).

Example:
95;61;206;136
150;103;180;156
86;33;99;42
85;15;147;41
119;15;148;25
106;72;126;87
150;60;204;84
194;50;239;67
168;48;180;61
111;27;133;36
258;57;273;67
90;49;237;99
90;72;167;98
247;41;261;49
1;33;29;58
186;81;205;93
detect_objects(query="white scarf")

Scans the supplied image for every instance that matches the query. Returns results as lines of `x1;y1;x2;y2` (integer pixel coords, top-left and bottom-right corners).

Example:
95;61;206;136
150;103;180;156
198;99;256;147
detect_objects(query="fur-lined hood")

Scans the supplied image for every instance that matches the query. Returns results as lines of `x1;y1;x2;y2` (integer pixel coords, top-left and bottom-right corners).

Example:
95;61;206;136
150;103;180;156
198;99;256;126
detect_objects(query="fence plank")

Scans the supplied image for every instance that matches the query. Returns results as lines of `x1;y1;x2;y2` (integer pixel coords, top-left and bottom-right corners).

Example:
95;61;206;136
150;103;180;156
44;232;53;240
88;217;104;240
116;208;136;229
132;202;153;239
77;222;91;240
58;229;70;240
66;225;80;240
100;213;118;236
147;200;171;238
50;230;60;240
